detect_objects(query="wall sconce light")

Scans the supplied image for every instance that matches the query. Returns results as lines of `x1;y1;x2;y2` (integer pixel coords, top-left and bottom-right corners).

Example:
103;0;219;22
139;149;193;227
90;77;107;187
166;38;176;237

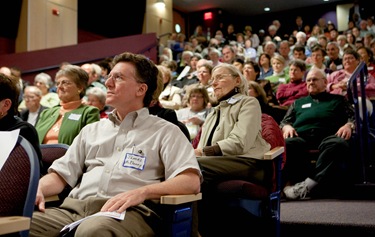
155;0;165;8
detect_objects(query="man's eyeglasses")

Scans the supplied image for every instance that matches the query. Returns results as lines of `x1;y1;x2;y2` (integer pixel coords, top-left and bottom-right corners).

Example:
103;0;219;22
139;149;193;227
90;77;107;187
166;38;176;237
107;73;144;84
23;96;37;101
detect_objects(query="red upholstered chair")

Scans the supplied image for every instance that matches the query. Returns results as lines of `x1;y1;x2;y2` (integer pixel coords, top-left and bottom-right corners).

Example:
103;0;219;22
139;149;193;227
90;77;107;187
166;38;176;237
39;143;71;205
198;114;285;237
40;143;70;168
0;135;40;237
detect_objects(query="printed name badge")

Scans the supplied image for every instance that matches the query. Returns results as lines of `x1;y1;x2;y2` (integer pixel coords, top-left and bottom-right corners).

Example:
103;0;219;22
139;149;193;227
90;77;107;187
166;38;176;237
227;97;241;104
302;103;311;108
337;65;343;70
279;78;286;83
122;153;146;171
68;113;82;121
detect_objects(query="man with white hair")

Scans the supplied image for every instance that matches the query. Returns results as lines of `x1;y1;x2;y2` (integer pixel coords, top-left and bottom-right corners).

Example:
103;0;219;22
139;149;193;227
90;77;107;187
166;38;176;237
208;47;222;67
81;63;107;103
20;86;47;126
293;31;311;57
263;41;278;58
267;24;281;44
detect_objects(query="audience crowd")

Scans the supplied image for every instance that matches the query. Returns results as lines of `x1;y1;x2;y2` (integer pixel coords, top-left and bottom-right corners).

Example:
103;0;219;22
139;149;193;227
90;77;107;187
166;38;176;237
1;11;375;236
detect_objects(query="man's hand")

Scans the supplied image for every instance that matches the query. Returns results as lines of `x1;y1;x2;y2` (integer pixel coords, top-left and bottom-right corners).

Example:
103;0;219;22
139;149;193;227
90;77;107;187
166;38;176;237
35;186;46;213
187;117;203;126
329;61;337;71
101;188;147;213
282;124;298;138
332;80;348;90
336;123;353;140
195;148;203;156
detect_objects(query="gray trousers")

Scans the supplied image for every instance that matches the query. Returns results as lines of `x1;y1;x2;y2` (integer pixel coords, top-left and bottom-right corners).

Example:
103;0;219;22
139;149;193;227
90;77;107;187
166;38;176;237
30;197;159;237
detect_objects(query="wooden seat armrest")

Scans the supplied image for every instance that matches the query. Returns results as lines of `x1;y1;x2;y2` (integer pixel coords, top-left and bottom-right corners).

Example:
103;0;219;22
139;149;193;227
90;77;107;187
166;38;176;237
0;216;30;235
160;193;202;205
45;194;60;202
45;193;203;205
264;146;285;160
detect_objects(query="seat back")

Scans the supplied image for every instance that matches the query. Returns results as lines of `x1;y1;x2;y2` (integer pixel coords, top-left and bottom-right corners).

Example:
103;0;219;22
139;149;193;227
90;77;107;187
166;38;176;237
261;113;286;192
40;143;70;168
177;121;191;141
0;135;40;237
212;114;285;237
40;143;71;205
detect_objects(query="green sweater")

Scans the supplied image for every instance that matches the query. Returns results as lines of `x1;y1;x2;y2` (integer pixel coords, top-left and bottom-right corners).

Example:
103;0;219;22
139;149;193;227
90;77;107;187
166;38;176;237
281;92;354;137
36;104;100;145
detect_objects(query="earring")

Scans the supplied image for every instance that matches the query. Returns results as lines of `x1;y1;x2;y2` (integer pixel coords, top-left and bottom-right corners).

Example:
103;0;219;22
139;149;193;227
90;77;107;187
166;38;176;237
234;87;239;93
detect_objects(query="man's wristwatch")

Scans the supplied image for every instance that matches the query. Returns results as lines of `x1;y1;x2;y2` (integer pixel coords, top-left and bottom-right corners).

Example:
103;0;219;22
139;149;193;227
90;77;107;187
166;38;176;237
346;122;355;130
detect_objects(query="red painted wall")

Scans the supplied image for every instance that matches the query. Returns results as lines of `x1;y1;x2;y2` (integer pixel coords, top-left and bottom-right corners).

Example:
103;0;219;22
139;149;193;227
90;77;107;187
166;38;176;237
0;33;158;83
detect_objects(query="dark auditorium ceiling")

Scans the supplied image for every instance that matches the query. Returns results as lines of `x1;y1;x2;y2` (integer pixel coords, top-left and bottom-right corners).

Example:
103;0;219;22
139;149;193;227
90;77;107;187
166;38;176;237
173;0;351;16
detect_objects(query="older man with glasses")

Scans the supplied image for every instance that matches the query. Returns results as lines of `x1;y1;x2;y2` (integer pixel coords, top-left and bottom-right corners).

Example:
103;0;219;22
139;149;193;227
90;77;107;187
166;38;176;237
19;85;48;126
280;68;355;200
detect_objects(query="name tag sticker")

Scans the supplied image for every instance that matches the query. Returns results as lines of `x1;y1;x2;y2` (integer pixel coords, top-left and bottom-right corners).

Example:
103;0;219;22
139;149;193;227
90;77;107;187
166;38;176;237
68;113;81;121
368;66;374;70
302;103;311;108
279;78;286;83
337;65;343;70
122;153;146;170
227;97;241;104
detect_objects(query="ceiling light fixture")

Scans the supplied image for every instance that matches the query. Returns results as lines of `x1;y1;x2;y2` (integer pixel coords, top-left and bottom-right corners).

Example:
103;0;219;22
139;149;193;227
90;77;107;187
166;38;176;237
264;7;270;12
155;0;165;8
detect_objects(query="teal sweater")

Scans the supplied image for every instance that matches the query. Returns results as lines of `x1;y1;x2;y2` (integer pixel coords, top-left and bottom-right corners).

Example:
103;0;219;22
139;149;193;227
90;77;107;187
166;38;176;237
36;104;100;145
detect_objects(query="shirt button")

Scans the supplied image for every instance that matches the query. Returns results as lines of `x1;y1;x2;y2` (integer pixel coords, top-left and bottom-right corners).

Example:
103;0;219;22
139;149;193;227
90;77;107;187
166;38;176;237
117;147;121;152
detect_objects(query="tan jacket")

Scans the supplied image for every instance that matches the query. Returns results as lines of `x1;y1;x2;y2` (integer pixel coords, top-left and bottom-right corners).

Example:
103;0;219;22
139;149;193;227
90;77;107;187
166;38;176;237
197;93;270;159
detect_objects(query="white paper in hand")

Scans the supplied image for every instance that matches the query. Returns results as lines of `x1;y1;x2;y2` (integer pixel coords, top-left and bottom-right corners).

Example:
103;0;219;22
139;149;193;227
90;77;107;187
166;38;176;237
60;211;126;233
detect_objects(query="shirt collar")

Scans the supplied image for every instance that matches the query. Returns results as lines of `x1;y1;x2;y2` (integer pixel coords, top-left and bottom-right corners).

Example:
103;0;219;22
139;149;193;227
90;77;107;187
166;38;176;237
108;108;149;127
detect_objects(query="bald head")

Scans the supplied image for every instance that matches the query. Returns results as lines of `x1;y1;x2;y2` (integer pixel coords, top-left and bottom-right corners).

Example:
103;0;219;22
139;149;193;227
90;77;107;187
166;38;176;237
305;68;328;95
0;67;11;76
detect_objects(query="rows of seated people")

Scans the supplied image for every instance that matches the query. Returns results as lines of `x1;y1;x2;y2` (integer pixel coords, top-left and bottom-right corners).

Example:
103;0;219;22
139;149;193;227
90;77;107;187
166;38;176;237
0;11;374;236
158;15;375;125
1;14;375;202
